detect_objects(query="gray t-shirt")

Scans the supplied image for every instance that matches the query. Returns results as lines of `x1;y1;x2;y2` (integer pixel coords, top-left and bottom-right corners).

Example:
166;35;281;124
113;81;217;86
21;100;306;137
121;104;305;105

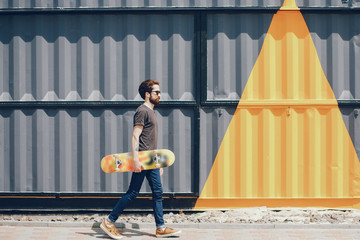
133;104;158;151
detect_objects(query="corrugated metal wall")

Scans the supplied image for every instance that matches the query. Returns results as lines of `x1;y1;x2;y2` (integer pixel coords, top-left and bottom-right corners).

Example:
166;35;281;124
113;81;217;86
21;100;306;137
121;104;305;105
196;2;360;209
0;12;196;195
199;107;360;192
203;11;360;192
0;109;193;193
207;13;360;100
0;0;359;9
1;1;360;209
202;4;360;163
0;14;194;101
303;13;360;100
206;13;273;100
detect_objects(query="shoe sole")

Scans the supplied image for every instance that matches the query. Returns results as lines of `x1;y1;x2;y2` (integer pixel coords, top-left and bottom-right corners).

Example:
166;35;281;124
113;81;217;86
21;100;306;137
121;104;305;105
156;230;182;238
100;223;124;240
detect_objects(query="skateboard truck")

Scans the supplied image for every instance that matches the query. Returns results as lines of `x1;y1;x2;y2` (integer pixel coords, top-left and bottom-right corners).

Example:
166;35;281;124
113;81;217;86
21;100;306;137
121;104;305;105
154;151;161;168
114;154;122;171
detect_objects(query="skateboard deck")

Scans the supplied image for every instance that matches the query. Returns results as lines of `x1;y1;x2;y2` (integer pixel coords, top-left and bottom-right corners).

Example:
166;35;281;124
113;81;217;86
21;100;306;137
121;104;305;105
101;149;175;173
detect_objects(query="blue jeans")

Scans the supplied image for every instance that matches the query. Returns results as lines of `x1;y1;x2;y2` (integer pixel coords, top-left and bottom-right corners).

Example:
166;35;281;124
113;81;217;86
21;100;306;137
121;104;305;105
108;169;165;227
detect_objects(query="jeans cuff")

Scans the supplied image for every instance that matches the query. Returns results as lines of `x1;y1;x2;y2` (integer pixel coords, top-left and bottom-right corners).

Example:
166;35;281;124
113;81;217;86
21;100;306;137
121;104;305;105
107;216;115;223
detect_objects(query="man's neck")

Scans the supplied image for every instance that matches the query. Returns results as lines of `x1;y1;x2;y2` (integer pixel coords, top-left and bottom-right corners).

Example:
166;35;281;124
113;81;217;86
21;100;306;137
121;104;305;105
143;100;154;110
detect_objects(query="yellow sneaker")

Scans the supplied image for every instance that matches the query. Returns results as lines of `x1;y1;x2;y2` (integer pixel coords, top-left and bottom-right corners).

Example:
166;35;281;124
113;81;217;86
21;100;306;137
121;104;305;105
156;226;181;238
100;218;123;239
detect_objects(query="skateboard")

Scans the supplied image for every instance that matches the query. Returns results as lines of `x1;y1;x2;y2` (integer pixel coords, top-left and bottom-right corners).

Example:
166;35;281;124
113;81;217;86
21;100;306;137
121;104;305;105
101;149;175;173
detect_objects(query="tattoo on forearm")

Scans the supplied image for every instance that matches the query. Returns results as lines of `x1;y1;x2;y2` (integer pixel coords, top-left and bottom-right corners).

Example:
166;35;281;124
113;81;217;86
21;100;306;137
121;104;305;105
135;142;139;152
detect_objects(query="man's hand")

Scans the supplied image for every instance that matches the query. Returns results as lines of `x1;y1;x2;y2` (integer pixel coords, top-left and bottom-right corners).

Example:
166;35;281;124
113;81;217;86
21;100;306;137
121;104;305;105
133;160;144;173
160;168;163;176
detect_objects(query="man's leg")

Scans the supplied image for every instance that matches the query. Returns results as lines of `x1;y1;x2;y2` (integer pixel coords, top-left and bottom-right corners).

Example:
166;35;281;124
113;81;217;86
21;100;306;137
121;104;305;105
146;169;182;237
108;171;146;222
101;172;146;239
146;168;164;227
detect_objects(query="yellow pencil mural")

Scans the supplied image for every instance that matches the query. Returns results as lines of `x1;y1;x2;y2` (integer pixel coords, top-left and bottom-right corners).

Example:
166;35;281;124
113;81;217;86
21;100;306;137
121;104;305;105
195;0;360;209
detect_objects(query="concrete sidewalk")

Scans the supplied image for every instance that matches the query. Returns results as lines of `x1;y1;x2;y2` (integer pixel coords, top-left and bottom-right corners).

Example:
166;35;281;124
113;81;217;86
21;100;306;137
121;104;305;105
1;222;360;240
1;225;360;240
2;220;360;229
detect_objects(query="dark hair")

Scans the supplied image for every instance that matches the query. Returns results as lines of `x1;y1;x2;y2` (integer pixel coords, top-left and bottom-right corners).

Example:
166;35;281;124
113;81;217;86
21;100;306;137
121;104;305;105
138;79;159;100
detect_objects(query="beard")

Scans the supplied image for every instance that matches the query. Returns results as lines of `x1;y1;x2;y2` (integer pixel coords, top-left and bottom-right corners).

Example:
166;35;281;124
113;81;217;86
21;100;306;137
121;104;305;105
150;95;160;105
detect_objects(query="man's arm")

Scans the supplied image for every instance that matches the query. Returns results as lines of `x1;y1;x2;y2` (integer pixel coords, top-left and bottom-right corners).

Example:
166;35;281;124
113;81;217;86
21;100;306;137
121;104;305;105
132;125;144;172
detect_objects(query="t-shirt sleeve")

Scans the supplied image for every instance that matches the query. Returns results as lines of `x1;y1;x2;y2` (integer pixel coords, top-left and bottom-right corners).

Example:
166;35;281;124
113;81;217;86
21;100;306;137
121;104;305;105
133;109;147;126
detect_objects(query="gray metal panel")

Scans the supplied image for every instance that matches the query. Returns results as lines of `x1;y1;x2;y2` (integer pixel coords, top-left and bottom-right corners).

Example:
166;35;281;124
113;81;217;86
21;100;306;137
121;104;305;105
0;108;193;193
303;13;360;100
340;108;360;161
157;109;194;193
0;14;194;101
198;108;235;192
207;13;360;101
206;13;273;100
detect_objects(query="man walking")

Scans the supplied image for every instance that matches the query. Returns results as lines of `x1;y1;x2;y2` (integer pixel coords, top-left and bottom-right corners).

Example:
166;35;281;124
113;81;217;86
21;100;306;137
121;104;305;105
101;80;181;239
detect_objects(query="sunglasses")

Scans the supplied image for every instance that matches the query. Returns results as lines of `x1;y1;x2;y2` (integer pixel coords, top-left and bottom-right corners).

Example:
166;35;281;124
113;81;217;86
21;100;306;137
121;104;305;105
151;90;161;95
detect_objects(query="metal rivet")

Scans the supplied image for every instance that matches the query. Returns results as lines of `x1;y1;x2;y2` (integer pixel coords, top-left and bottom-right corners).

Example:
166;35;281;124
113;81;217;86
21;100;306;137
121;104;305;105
217;109;223;118
286;107;291;117
354;110;359;118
